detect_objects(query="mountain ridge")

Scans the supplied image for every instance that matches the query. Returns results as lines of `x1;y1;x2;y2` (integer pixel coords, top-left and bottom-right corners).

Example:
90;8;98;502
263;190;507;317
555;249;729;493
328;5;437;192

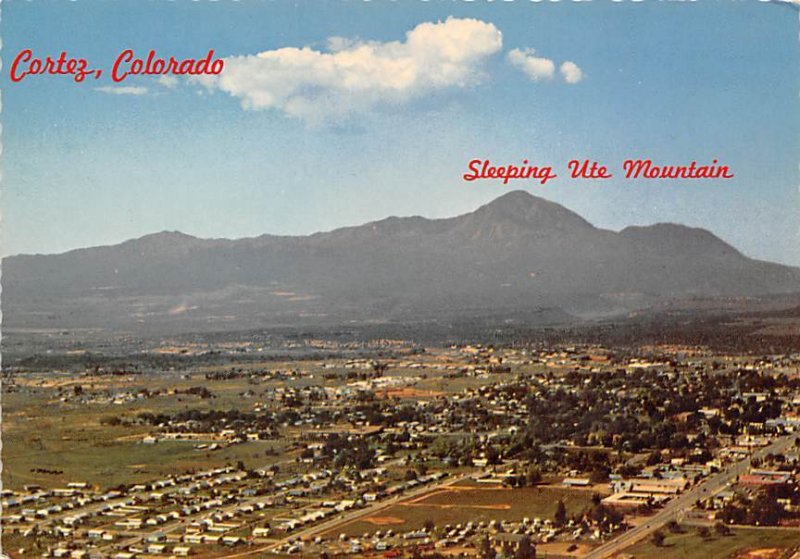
4;191;799;334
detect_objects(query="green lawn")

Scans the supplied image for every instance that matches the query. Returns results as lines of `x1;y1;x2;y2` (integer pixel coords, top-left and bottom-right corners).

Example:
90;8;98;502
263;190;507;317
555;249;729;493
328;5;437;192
2;385;285;490
624;526;800;559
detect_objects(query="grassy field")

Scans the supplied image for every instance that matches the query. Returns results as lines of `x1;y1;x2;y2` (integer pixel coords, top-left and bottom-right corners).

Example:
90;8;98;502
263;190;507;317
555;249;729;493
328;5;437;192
1;360;470;490
1;373;288;489
330;484;597;538
624;526;800;559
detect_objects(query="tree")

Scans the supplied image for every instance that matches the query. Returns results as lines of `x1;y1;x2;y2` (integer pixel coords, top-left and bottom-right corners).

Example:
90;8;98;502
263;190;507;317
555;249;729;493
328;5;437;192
666;520;681;533
589;465;610;484
646;451;662;466
515;535;536;559
486;446;500;465
696;526;710;539
423;519;435;533
747;491;783;526
714;522;730;536
479;535;496;559
554;500;567;527
651;531;665;547
526;465;542;486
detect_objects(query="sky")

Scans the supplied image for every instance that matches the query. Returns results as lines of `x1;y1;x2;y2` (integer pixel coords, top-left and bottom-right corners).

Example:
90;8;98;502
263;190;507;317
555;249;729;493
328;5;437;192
2;0;799;266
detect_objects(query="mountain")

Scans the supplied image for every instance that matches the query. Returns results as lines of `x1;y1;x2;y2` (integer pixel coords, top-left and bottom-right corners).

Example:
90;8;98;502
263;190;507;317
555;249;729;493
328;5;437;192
4;191;800;334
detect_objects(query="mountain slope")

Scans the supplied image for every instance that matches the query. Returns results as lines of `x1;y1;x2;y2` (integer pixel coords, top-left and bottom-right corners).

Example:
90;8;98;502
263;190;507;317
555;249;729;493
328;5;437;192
4;191;799;333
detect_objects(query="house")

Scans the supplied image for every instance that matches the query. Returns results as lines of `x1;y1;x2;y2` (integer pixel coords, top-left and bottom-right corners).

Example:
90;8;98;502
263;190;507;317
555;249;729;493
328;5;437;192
629;478;687;495
602;492;660;510
739;471;791;487
562;477;591;487
490;533;529;552
252;527;271;538
146;532;166;543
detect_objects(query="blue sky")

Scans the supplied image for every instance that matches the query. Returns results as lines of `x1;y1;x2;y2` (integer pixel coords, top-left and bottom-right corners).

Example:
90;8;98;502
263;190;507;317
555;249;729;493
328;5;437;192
3;0;799;266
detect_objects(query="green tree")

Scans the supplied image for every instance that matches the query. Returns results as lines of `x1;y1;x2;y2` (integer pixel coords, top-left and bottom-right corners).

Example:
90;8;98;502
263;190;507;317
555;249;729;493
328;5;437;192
479;535;496;559
714;522;730;536
515;535;536;559
651;531;665;547
554;500;567;527
526;465;542;486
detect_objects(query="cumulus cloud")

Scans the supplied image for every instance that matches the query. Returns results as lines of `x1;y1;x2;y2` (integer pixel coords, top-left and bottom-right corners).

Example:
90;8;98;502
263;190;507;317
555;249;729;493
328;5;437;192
508;49;584;85
197;17;503;123
95;85;148;95
560;61;584;84
506;48;555;82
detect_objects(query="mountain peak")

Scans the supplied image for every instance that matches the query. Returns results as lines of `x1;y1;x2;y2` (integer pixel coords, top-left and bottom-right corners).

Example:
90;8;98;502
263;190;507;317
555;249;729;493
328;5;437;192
118;230;206;256
486;190;539;206
468;190;594;233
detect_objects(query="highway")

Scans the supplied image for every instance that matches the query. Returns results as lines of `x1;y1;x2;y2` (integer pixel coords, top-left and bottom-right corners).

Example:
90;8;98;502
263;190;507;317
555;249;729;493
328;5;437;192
584;433;798;559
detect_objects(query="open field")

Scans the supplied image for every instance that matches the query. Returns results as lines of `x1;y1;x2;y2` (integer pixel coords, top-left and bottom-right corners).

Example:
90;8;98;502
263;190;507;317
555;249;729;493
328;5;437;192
327;484;598;537
0;357;511;490
1;373;288;489
3;421;284;490
623;527;800;559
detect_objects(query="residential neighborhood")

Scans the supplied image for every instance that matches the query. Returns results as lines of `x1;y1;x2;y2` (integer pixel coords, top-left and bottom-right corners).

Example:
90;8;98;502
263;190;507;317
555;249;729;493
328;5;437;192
4;341;800;557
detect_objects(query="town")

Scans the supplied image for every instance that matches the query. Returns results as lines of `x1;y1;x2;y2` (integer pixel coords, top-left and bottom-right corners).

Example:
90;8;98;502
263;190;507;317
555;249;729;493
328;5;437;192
3;340;800;558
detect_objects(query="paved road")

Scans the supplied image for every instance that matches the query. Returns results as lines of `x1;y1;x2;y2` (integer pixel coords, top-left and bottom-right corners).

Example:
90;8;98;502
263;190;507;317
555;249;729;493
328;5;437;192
584;433;798;559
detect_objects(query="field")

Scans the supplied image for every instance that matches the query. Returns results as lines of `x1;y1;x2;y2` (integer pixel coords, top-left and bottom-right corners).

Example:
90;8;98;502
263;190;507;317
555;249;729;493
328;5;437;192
623;526;800;559
328;483;598;537
0;358;521;490
1;371;289;489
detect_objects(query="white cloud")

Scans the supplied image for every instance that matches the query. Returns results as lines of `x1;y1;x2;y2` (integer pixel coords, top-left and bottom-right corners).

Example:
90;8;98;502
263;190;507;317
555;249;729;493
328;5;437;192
506;48;555;82
198;17;503;123
95;86;148;96
560;61;584;84
157;75;179;89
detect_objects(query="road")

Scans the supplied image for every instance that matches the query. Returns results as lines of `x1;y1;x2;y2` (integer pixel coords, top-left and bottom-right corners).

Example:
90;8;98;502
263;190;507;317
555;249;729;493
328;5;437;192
262;471;472;554
583;433;798;559
97;458;460;556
